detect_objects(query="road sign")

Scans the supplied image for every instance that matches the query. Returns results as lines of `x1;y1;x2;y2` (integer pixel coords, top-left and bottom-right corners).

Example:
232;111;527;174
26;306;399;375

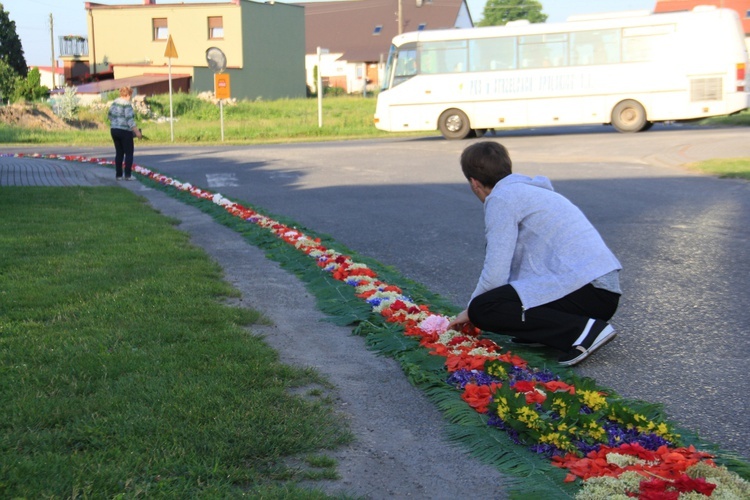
164;35;178;59
164;35;178;142
215;73;231;100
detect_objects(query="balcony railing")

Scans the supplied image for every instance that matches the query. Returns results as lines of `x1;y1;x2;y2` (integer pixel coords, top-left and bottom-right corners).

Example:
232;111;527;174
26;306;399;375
58;36;88;57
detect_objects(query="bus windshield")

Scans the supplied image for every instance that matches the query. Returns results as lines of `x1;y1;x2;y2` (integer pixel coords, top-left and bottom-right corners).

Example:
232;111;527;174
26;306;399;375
383;42;417;90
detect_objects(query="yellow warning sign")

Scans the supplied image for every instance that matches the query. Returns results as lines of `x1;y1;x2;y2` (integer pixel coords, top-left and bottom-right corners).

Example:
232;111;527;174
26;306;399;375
215;73;231;100
164;35;178;59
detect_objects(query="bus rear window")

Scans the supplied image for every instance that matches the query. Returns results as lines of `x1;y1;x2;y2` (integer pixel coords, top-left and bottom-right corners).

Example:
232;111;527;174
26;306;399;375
622;24;675;62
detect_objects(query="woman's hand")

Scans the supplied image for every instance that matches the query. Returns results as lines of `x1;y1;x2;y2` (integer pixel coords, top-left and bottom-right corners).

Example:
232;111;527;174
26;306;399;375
447;309;471;331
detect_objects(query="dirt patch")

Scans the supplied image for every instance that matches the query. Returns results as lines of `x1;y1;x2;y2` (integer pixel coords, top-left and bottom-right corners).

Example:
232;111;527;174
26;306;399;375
0;104;102;131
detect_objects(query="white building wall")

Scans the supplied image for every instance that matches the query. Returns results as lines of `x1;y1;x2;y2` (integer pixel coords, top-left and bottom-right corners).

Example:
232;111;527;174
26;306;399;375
455;2;473;28
304;55;381;94
33;66;66;90
305;52;349;92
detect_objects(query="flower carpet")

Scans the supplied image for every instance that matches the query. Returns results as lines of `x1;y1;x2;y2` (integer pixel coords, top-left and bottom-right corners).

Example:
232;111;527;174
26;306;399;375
6;152;750;499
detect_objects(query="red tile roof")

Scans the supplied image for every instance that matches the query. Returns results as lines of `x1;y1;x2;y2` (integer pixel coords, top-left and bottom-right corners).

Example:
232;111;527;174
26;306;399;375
32;66;65;75
654;0;750;33
296;0;471;62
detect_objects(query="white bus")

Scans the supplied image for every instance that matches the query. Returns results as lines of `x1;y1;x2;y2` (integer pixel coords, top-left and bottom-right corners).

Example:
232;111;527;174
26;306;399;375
374;7;750;139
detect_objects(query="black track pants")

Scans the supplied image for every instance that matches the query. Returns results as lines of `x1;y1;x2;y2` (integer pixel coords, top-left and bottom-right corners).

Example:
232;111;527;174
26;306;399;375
467;284;620;351
111;128;135;178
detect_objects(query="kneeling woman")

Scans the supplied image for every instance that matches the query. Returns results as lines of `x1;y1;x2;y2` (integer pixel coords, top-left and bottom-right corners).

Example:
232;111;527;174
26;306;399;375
447;141;622;366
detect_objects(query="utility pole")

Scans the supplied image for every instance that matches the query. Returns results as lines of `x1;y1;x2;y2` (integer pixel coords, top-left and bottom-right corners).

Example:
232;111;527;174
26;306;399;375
49;13;56;88
397;0;403;34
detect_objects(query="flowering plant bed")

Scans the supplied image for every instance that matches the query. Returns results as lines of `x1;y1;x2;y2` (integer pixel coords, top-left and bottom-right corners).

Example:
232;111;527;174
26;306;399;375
6;153;750;499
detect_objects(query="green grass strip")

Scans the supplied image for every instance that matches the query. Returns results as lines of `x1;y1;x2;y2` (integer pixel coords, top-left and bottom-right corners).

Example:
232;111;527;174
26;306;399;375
687;157;750;180
0;187;351;498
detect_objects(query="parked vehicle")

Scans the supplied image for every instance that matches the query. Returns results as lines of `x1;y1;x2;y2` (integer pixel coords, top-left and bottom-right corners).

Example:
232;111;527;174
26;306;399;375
374;6;750;139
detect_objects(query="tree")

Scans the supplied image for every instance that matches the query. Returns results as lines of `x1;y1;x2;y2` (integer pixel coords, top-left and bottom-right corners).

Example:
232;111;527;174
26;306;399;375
0;2;28;78
0;58;17;103
13;67;49;102
478;0;548;27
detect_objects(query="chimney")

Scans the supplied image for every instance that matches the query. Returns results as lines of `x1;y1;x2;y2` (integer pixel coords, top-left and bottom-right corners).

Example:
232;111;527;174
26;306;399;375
143;0;156;4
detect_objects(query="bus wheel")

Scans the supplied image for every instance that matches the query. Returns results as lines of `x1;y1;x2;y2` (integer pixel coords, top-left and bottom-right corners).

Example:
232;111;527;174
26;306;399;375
439;109;472;140
611;100;648;133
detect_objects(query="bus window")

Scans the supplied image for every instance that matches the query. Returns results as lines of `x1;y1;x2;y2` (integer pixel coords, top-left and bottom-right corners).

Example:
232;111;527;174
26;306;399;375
420;49;439;74
391;43;418;87
420;40;468;74
469;37;516;71
622;24;674;63
519;33;568;68
570;29;620;65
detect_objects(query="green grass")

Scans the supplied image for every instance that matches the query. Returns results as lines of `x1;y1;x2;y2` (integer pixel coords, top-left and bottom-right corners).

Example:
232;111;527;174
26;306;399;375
701;108;750;128
1;94;749;147
0;94;432;146
687;157;750;180
0;187;351;498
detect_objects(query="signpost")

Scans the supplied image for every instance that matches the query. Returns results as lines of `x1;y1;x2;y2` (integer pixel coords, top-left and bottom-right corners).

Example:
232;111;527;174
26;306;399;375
164;35;178;142
206;47;229;142
316;47;329;128
214;73;231;141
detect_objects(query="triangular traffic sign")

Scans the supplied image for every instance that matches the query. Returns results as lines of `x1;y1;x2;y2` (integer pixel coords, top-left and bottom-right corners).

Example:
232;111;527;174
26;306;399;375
164;35;178;59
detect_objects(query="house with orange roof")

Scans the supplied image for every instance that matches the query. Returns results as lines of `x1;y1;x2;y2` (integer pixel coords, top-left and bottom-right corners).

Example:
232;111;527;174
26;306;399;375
296;0;473;94
655;0;750;50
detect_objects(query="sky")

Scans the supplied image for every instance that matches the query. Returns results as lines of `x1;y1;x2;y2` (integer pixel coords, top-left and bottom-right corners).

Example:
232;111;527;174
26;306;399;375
5;0;656;67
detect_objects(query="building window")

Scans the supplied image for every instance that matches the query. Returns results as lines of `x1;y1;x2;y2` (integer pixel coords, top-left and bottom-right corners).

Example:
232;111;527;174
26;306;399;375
208;16;224;39
373;25;382;35
153;18;168;40
746;9;750;17
418;23;426;30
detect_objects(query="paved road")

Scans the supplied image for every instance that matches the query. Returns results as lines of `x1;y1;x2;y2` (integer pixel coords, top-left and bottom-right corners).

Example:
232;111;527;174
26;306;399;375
3;123;750;463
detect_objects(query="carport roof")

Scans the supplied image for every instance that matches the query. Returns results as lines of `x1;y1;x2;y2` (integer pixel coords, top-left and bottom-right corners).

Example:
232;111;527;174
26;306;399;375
74;74;191;94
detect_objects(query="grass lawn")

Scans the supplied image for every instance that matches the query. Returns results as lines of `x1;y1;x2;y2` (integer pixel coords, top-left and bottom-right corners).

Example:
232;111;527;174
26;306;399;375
0;187;351;498
687;157;750;180
0;95;434;146
1;95;749;147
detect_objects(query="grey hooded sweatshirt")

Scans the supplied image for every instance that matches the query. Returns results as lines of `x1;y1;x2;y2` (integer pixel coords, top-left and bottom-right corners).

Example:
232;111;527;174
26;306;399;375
470;173;621;311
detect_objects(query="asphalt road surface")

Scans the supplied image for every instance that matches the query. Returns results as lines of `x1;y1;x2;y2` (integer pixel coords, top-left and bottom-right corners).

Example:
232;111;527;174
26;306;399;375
7;123;750;464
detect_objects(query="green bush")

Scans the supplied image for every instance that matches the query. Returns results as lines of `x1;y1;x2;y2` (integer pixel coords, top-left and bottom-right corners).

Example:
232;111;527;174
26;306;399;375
324;86;345;97
51;85;79;120
12;67;49;102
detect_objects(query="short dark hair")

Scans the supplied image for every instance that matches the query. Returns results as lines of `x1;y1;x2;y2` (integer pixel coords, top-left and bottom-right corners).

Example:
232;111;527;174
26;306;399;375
460;141;512;188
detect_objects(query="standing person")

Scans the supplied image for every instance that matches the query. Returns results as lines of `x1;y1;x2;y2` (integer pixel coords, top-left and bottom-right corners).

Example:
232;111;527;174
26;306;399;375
447;142;622;366
108;86;142;181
